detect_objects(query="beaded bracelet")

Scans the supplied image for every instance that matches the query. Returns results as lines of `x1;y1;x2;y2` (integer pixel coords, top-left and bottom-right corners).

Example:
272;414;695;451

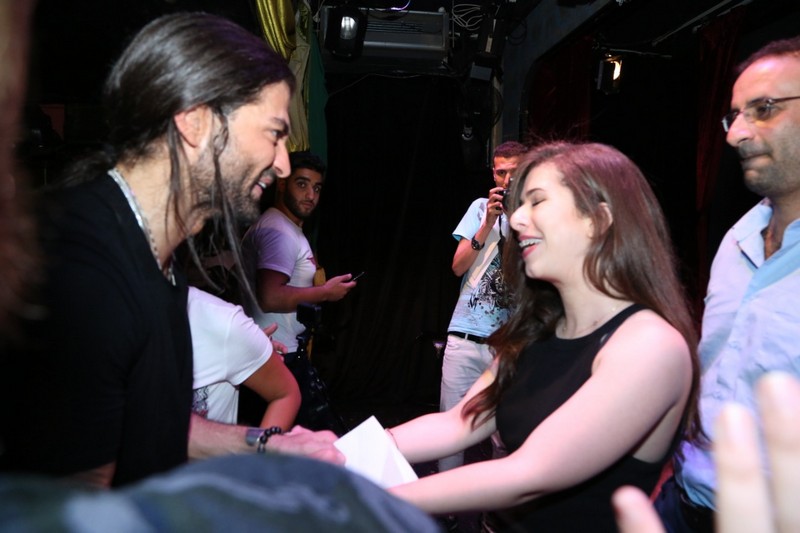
257;426;283;454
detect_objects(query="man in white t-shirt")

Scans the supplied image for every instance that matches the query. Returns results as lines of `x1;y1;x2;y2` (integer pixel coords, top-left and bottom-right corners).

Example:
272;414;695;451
242;151;356;352
242;151;356;431
189;287;300;430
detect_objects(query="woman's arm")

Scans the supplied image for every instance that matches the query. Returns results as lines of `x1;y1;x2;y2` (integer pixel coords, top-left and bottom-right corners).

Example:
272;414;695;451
390;364;498;464
390;310;692;514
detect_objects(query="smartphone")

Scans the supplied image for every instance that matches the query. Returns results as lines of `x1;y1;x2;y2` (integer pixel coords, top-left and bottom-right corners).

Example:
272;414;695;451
351;271;365;282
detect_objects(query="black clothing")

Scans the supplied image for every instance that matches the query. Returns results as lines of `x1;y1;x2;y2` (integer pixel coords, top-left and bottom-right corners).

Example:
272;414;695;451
1;175;192;486
654;477;715;533
492;304;668;532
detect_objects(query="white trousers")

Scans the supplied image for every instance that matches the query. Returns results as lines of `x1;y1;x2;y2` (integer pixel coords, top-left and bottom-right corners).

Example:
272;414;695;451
438;334;505;472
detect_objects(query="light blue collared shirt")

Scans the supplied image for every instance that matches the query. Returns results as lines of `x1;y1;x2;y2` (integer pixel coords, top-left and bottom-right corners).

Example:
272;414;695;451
677;199;800;509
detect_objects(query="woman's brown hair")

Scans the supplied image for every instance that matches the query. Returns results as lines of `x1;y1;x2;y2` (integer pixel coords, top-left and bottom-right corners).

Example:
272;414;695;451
463;141;703;447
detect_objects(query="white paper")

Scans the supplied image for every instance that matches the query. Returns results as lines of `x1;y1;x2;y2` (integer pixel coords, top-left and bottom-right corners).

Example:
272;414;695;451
334;415;418;489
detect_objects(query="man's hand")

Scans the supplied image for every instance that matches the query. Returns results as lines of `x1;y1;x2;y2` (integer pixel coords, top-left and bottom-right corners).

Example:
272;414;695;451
486;185;506;223
261;322;287;355
266;425;345;465
452;186;508;277
270;339;288;356
715;372;800;533
262;323;278;337
189;415;343;464
322;274;356;302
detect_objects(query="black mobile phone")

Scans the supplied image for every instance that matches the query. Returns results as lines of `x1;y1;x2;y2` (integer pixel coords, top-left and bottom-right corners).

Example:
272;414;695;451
351;271;365;282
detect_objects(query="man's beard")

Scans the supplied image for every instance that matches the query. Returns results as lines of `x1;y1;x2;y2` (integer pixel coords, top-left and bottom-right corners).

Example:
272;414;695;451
283;193;313;222
224;172;261;226
191;147;262;227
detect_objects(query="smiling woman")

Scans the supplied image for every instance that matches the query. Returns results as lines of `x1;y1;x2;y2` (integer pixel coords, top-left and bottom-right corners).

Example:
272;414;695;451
383;141;702;532
508;160;596;286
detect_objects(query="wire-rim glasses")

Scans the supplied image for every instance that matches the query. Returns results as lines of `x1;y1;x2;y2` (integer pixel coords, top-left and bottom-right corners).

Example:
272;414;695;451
721;95;800;132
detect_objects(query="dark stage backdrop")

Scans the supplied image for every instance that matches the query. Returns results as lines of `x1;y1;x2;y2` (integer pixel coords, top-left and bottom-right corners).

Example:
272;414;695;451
311;74;495;413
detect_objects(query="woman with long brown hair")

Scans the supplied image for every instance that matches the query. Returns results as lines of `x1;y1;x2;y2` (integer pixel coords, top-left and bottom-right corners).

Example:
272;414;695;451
387;141;702;531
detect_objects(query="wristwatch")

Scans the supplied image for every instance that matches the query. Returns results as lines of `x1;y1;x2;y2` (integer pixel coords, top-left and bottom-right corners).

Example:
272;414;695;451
246;426;284;453
471;237;485;250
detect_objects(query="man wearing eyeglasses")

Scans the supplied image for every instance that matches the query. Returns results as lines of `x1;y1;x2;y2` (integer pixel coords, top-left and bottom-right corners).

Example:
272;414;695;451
438;140;527;481
654;36;800;533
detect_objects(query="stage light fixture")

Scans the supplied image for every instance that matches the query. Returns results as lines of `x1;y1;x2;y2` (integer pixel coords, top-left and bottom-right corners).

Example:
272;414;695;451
597;53;623;94
324;4;368;60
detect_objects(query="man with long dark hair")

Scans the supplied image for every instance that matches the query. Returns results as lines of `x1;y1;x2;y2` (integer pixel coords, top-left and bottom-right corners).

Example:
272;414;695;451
0;13;341;488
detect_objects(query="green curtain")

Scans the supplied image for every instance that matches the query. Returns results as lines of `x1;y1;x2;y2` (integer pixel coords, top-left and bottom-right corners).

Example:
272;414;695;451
306;19;329;164
254;0;327;160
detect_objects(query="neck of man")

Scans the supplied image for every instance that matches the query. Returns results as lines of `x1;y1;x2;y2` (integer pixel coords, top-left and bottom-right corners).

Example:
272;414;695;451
765;191;800;259
116;158;188;267
275;199;303;228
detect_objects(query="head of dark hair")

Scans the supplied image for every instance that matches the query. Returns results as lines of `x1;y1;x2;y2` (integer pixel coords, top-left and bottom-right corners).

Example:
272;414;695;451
289;151;326;176
104;12;294;167
493;141;528;160
737;35;800;74
464;141;703;448
62;12;294;298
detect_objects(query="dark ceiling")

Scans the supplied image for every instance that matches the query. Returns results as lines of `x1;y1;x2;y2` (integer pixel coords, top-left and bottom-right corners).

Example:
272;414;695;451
26;0;800;104
589;0;800;53
28;0;261;103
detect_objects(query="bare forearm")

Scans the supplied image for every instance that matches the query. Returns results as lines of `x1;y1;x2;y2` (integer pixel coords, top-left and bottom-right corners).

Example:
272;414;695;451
391;410;490;464
452;222;494;276
259;395;301;431
188;413;344;464
452;244;478;277
188;413;251;459
390;455;541;514
258;285;329;313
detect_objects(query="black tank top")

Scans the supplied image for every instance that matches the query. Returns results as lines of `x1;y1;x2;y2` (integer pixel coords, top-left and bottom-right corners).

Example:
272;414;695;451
491;304;669;532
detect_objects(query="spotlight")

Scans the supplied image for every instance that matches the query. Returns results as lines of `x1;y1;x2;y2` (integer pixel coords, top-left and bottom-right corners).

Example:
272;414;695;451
597;53;623;94
324;4;368;60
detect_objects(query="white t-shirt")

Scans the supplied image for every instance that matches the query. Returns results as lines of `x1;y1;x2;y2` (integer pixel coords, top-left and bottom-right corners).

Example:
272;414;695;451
241;208;317;352
189;287;273;425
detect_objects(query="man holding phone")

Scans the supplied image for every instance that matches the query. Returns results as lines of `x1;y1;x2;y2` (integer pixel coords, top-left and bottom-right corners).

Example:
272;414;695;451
439;140;528;474
242;151;355;430
242;150;356;350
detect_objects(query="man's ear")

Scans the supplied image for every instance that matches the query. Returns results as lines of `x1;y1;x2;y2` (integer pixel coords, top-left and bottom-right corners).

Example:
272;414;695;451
173;105;214;151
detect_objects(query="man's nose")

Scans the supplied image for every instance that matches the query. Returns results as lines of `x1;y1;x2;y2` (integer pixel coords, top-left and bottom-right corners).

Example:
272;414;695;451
725;113;755;147
273;142;290;178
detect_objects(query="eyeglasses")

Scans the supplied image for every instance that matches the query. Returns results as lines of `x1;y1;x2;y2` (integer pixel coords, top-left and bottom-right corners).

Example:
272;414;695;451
721;95;800;132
